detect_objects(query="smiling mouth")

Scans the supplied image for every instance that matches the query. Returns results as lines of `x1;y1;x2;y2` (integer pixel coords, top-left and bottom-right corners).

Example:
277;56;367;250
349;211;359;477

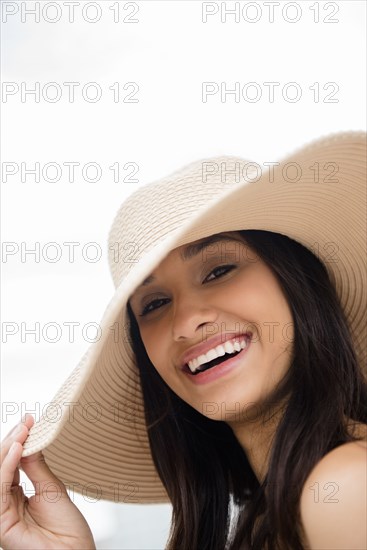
184;349;242;375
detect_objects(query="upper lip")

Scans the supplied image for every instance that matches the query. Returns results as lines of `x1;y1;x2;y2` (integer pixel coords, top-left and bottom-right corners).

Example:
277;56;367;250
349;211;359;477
179;332;252;370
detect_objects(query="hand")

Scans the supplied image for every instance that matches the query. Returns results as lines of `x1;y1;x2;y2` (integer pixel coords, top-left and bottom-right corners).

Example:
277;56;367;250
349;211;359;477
1;414;96;550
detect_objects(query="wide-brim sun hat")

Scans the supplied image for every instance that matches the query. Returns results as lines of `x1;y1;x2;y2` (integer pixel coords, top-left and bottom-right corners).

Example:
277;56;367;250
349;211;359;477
22;131;367;504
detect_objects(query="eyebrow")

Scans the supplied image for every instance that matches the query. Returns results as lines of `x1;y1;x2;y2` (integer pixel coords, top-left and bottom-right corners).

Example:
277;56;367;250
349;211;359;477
135;234;242;290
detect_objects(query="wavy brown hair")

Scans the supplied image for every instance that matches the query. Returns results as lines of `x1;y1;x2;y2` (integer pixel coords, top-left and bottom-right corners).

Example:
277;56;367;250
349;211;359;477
126;230;367;550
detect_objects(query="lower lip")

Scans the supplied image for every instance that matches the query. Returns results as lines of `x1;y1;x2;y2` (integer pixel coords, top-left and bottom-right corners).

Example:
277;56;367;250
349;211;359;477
182;338;251;385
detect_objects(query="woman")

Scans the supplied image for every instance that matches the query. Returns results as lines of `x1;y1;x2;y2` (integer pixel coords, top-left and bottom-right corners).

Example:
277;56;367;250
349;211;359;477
1;132;366;550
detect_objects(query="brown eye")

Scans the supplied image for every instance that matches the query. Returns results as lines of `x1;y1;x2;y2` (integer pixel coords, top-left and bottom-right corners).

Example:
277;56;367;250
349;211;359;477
139;297;170;317
204;265;236;283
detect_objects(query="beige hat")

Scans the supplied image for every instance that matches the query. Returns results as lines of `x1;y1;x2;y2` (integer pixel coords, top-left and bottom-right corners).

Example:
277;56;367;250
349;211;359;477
22;131;367;503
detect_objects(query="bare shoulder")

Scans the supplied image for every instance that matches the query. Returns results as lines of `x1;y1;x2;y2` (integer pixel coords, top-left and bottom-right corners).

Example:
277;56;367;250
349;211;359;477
299;423;367;549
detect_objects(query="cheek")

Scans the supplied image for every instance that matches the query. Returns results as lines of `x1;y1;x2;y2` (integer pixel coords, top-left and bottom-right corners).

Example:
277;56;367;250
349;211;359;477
235;278;293;345
227;278;269;324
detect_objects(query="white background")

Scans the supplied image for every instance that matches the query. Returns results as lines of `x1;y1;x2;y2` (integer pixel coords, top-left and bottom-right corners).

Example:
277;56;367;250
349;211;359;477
1;1;366;548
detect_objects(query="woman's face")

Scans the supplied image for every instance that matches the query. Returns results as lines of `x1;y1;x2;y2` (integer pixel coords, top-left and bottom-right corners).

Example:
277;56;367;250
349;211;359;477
128;231;294;423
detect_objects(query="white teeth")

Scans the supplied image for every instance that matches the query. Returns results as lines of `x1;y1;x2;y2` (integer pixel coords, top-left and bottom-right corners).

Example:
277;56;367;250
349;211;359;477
216;345;226;356
224;340;235;353
205;348;218;362
233;341;241;352
187;337;248;373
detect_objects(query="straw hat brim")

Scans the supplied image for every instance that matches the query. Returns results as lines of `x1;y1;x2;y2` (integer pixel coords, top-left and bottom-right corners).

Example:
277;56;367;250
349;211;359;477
22;131;367;504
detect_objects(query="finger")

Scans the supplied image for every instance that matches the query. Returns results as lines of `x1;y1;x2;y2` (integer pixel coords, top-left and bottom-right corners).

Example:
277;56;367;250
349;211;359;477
1;423;29;464
1;421;22;442
1;414;33;447
0;441;24;515
21;413;35;430
20;451;68;498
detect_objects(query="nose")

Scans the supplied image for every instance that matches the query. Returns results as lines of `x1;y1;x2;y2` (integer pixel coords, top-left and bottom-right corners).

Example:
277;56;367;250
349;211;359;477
171;291;218;341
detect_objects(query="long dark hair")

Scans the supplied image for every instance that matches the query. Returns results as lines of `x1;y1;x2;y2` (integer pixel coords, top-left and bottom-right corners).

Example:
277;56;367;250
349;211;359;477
126;230;367;550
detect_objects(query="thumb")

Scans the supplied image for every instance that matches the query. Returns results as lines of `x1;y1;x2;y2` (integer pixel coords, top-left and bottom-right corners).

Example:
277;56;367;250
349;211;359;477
20;451;68;499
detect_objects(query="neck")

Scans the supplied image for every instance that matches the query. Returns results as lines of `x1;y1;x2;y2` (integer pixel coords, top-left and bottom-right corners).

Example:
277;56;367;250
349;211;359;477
226;401;286;483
